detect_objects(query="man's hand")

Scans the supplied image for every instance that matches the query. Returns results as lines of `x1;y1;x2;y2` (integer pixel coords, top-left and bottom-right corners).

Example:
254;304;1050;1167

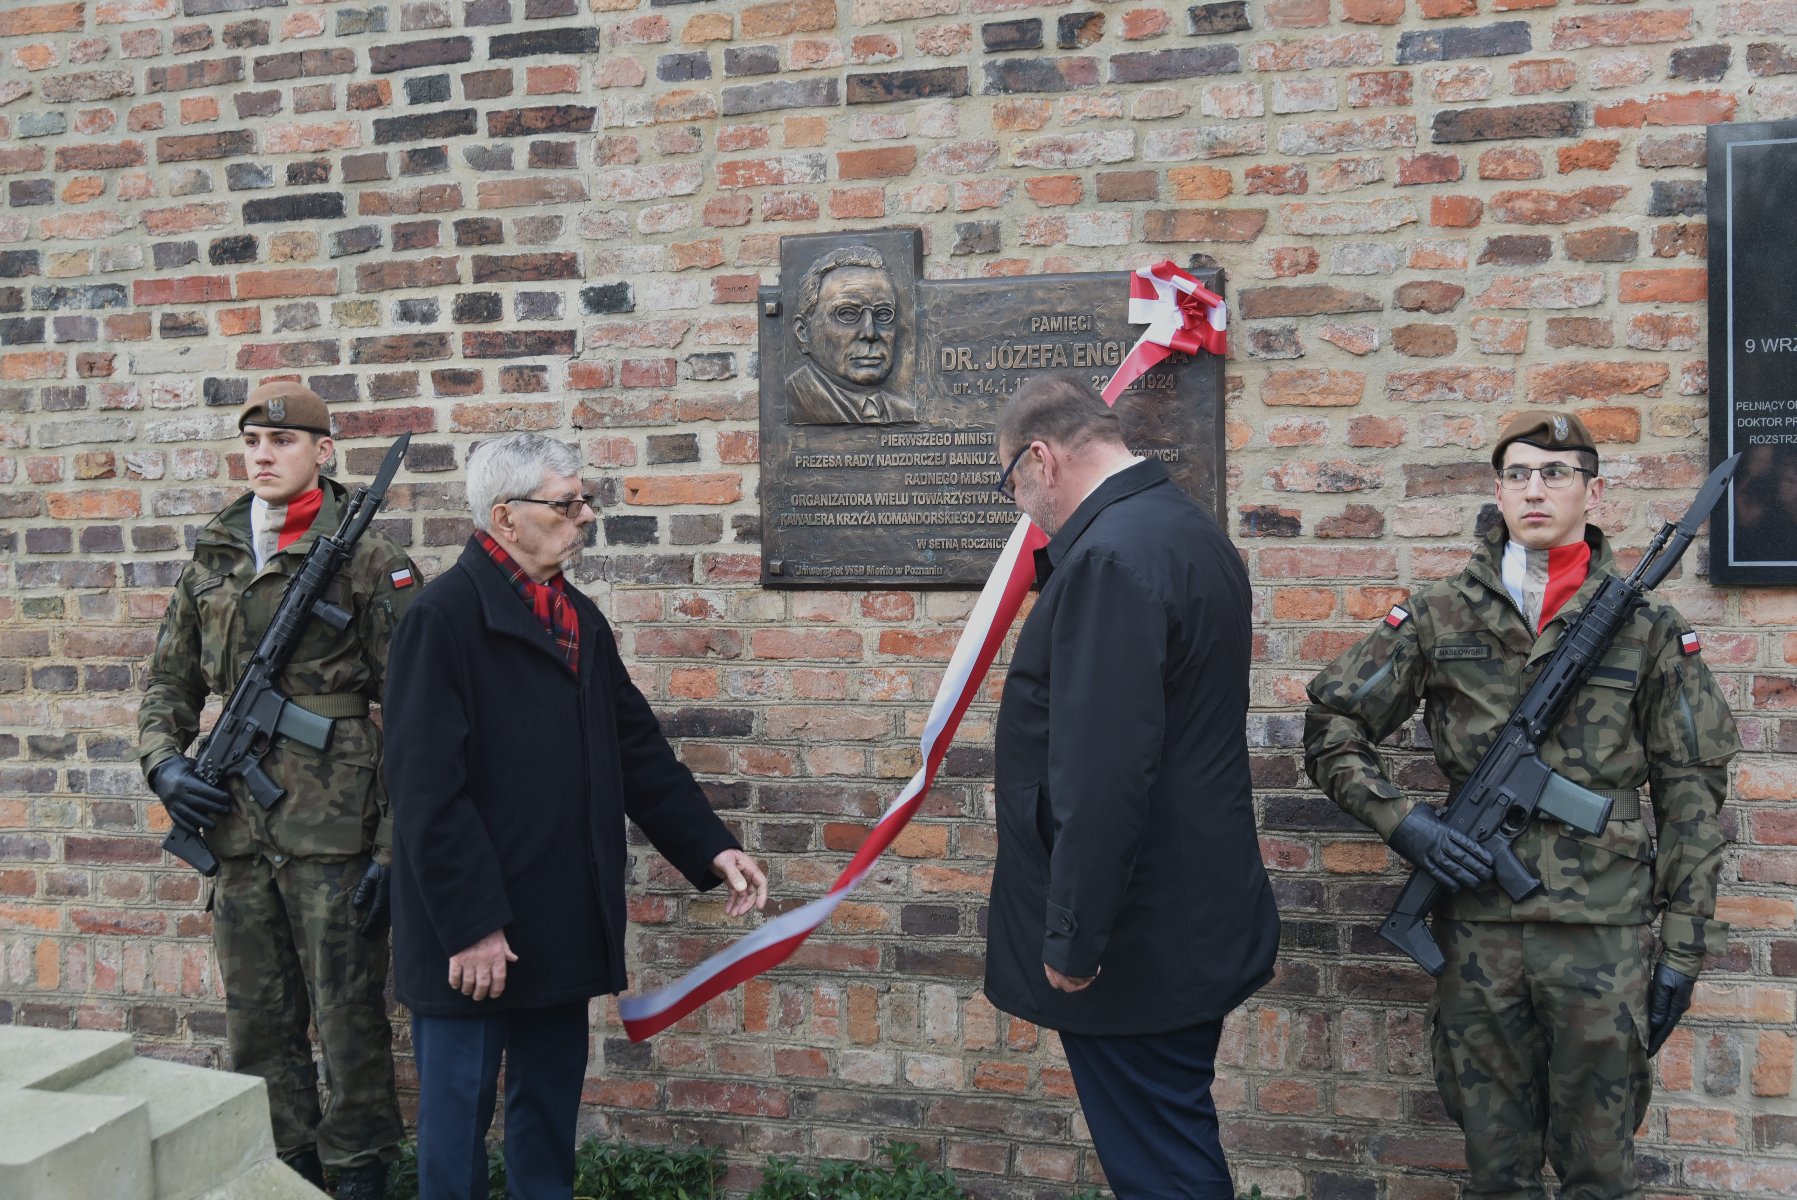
1045;964;1096;993
1646;962;1696;1056
147;756;232;835
350;862;391;940
448;929;517;1001
1388;805;1494;892
711;849;769;917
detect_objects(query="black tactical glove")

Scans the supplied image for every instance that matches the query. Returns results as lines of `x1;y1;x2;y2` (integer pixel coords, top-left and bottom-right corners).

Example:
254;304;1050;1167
147;756;232;835
350;861;392;940
1388;805;1494;892
1646;962;1696;1057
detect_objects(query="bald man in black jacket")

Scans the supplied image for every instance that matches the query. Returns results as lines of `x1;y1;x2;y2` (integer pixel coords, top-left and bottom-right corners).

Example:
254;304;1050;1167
985;375;1279;1199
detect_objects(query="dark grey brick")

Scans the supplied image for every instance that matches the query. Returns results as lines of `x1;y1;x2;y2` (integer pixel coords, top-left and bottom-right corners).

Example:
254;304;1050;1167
405;75;454;105
208;234;258;265
724;45;780;77
242;192;346;224
373;109;478;144
453;292;503;323
152;242;200;269
846;68;969;105
1648;180;1705;218
489;27;600;58
1109;45;1238;84
1669;44;1730;82
982;18;1041;53
580;283;633;314
1188;2;1249;36
368;37;473;74
226;162;275;190
657;51;712;82
1397;21;1531;65
331;226;382;258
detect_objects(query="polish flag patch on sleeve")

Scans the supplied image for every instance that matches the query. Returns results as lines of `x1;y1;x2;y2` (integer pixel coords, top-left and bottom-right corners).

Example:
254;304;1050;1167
1679;630;1701;655
1386;605;1410;628
390;568;415;589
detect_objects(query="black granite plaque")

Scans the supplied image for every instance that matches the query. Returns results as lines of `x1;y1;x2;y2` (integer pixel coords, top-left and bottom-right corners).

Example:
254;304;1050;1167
759;229;1224;588
1708;119;1797;585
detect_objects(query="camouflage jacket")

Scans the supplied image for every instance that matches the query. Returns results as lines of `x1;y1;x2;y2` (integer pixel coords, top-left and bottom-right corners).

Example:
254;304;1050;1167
1304;524;1738;975
138;479;422;860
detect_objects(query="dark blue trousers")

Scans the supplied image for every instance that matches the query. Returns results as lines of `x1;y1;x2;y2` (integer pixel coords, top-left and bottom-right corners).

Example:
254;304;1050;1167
411;1001;589;1200
1060;1019;1232;1200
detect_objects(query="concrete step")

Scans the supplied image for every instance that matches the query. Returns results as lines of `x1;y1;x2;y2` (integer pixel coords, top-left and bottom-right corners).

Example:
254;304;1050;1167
197;1157;333;1200
0;1086;154;1200
67;1055;277;1200
0;1025;135;1091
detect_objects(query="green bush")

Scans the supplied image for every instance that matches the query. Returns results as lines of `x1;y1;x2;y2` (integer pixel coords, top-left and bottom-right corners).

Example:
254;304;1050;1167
749;1142;963;1200
377;1136;1308;1200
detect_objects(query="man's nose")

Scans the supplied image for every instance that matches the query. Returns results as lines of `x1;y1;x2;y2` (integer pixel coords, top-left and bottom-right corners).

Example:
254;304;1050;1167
854;310;881;339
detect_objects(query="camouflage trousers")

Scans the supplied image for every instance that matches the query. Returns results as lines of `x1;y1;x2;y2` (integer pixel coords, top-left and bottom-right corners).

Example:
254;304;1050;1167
212;854;403;1170
1431;920;1654;1200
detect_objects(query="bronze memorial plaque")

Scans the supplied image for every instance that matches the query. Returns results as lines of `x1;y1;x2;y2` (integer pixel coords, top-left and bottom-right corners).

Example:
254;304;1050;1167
759;228;1225;588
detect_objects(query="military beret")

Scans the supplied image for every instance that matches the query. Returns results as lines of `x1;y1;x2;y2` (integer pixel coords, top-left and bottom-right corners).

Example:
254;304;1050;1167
239;381;331;435
1491;409;1597;470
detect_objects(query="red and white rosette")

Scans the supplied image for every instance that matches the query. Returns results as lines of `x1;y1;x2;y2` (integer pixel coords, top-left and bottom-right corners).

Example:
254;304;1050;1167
1100;261;1227;404
619;516;1050;1041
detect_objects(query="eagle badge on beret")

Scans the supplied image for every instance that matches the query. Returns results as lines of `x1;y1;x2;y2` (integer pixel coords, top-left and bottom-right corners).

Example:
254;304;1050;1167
1551;414;1569;442
269;397;286;422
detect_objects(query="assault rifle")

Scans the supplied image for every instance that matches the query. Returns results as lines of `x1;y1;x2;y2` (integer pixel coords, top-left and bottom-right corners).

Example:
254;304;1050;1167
163;434;411;877
1380;452;1742;974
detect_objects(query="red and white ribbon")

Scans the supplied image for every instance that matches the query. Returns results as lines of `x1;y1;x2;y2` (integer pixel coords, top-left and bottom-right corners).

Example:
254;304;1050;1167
1100;261;1227;404
619;516;1051;1041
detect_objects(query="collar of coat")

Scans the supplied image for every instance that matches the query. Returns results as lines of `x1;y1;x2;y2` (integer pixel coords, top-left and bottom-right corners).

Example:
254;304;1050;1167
1034;457;1170;585
454;535;600;677
1457;521;1619;663
198;477;349;562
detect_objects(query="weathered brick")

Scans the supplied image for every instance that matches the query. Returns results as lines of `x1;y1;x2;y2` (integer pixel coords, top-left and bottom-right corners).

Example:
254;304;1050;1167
1550;11;1694;51
1433;102;1583;143
472;253;582;284
1397;21;1529;65
1144;209;1266;243
1109;46;1239;84
369;36;473;73
1240;286;1382;319
372;109;478;145
985;57;1100;94
846;68;969;104
486;105;596;137
155;130;255;162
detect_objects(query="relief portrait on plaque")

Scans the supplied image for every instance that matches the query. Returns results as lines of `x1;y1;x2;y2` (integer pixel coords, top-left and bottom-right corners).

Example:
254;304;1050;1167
785;245;918;426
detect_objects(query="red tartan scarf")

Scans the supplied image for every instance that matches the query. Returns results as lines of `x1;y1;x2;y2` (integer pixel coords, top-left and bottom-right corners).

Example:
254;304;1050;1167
475;530;580;673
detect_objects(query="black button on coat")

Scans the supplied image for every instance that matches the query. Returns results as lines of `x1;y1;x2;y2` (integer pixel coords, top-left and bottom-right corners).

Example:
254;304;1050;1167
985;460;1280;1036
383;538;739;1016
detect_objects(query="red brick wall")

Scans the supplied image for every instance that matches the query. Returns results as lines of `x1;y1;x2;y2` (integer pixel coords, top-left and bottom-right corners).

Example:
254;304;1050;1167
3;1;1795;1195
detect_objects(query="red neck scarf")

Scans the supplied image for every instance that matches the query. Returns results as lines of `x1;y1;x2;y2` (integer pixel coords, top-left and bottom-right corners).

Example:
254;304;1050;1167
475;530;580;673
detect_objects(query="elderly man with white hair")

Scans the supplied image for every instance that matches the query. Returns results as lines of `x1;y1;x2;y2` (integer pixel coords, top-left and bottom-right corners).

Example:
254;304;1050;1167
383;432;767;1200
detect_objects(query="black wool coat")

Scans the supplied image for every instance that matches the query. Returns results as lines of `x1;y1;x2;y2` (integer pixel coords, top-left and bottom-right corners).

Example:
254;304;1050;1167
383;538;739;1016
985;459;1280;1036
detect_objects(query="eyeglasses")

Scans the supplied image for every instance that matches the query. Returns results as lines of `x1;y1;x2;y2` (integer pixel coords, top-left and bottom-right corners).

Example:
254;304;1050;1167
994;444;1032;502
1497;464;1594;490
506;494;596;518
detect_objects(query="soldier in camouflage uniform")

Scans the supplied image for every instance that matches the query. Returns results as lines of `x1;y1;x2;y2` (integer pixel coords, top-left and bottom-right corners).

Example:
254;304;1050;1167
138;383;420;1199
1304;411;1738;1200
